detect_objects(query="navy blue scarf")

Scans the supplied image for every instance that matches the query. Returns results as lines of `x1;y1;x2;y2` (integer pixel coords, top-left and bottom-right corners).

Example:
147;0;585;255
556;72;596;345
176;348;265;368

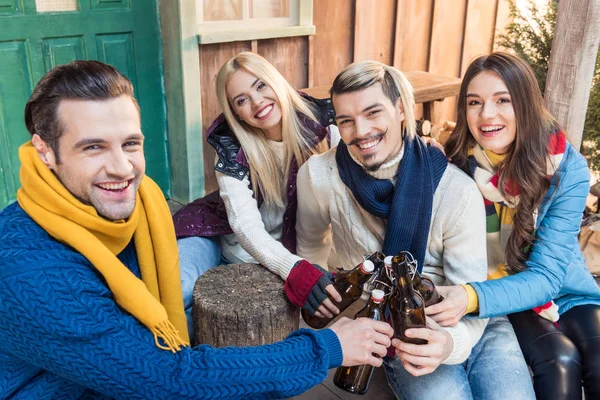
335;134;448;272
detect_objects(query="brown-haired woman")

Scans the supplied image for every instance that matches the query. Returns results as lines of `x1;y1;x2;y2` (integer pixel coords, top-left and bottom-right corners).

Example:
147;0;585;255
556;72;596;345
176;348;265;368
428;52;600;400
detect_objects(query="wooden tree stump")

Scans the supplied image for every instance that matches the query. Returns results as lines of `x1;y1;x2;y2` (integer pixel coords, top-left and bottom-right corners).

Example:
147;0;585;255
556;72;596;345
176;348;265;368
193;263;299;347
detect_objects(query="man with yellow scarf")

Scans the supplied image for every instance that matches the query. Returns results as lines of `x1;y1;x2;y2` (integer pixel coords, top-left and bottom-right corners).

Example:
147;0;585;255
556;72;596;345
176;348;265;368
0;60;393;399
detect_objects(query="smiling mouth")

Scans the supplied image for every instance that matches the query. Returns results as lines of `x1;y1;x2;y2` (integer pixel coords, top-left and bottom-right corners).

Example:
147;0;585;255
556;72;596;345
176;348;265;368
96;180;132;192
255;104;274;119
479;125;504;136
351;132;385;152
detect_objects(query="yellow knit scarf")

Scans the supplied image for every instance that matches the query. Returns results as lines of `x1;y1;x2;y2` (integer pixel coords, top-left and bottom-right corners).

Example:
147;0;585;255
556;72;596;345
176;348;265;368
17;142;189;351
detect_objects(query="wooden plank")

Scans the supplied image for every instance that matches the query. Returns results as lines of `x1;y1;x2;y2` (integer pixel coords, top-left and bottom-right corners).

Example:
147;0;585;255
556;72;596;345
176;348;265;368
353;0;396;64
199;41;251;194
257;36;308;89
428;0;468;122
460;0;498;76
493;0;512;50
307;34;315;88
311;0;354;87
393;0;434;72
545;0;600;150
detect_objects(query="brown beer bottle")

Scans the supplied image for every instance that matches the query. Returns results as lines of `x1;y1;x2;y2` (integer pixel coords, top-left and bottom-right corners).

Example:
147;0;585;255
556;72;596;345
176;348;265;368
301;256;376;329
333;289;387;394
412;270;444;307
388;253;428;345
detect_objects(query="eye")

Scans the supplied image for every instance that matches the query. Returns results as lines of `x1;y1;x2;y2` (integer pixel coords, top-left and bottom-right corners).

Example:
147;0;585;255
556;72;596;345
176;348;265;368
467;100;481;106
236;97;247;107
257;82;266;90
84;145;101;151
338;119;353;126
498;97;511;104
124;141;142;148
367;109;381;117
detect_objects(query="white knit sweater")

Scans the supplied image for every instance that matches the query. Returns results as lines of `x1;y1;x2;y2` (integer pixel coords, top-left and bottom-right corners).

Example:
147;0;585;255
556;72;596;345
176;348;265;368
296;145;489;365
217;126;341;280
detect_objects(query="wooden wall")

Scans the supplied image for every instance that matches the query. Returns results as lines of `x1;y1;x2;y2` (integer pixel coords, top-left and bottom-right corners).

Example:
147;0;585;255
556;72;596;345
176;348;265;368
199;0;512;193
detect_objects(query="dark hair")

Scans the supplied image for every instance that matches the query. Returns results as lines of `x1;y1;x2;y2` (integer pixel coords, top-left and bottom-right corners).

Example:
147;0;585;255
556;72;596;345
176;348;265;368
445;52;559;273
24;60;139;162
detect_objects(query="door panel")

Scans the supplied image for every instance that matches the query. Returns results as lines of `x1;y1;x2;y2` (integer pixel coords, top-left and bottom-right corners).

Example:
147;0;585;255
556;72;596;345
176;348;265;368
0;0;170;209
0;40;33;207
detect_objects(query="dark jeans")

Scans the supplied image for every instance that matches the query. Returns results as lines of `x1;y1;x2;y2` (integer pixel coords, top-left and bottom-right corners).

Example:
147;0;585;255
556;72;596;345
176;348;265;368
508;305;600;400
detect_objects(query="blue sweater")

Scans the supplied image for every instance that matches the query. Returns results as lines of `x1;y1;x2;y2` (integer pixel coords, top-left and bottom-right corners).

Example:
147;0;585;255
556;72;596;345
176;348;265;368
471;142;600;317
0;203;343;399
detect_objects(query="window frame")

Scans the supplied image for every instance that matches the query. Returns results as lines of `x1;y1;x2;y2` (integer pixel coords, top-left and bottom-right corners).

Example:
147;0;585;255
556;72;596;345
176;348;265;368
196;0;314;44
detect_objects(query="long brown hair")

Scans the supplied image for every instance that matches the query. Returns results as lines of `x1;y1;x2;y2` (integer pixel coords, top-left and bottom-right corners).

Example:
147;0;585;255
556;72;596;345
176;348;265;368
446;52;560;273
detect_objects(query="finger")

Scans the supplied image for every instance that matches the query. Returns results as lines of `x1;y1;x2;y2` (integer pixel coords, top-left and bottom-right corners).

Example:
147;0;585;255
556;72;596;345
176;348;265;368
326;284;342;302
396;341;436;358
401;358;435;377
425;316;442;331
365;354;384;368
371;330;392;348
399;352;440;368
314;310;326;319
321;297;340;315
425;310;459;327
400;357;424;377
317;304;334;319
371;343;389;358
371;320;394;338
405;327;438;343
424;300;451;315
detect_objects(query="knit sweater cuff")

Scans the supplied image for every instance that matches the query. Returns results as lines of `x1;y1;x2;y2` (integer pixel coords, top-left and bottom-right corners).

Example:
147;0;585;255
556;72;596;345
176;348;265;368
462;284;479;314
442;323;472;365
315;328;343;369
284;260;324;308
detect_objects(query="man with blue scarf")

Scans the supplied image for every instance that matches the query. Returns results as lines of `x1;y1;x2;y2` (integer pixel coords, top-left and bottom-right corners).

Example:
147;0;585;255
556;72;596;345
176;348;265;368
296;61;535;399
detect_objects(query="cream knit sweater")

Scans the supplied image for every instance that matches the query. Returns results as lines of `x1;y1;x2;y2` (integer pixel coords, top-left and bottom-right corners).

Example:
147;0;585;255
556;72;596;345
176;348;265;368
296;145;489;364
217;126;341;280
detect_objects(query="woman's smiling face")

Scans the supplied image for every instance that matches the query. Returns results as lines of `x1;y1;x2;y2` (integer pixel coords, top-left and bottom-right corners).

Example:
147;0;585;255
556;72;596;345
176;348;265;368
466;70;517;154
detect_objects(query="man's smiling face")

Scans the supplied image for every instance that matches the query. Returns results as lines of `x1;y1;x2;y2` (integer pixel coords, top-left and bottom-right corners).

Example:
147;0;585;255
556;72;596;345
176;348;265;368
332;83;405;171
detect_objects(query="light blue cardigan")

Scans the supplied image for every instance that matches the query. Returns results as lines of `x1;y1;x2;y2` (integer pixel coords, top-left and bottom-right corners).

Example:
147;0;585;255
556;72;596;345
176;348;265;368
471;142;600;318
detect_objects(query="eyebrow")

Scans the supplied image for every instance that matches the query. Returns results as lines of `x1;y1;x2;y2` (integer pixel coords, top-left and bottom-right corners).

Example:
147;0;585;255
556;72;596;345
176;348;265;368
335;103;384;121
466;91;510;97
74;133;144;149
231;78;261;103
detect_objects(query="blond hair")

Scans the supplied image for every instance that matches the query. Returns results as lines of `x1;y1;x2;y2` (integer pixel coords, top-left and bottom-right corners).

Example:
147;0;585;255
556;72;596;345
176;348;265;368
330;60;416;139
216;52;327;207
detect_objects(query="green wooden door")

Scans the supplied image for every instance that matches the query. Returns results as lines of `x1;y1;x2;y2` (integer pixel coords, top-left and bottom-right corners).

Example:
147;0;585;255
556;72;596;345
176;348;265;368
0;0;170;209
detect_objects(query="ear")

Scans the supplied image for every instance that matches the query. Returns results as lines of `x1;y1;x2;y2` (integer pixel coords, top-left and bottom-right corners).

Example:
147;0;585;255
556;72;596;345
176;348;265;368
396;99;405;122
31;134;56;169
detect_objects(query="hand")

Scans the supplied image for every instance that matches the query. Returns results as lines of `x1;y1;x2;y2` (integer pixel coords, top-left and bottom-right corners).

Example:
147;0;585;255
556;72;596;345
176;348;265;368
425;285;468;327
313;285;342;319
392;317;453;376
285;260;341;317
330;317;393;367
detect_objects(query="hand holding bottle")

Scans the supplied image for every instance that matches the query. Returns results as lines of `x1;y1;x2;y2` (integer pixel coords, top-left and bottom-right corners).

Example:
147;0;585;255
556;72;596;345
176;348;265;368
425;285;469;327
391;316;454;377
329;317;393;367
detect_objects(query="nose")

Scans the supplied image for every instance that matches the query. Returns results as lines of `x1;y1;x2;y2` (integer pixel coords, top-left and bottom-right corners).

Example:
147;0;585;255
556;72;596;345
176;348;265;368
480;100;497;119
105;148;132;178
250;92;264;109
354;117;372;138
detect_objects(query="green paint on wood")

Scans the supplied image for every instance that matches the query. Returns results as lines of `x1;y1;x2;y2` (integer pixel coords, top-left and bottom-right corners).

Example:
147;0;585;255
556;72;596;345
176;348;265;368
0;0;170;209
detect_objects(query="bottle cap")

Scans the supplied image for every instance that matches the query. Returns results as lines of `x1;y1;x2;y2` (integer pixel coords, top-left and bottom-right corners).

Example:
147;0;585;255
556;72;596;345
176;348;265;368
361;260;375;273
371;289;385;301
384;256;393;266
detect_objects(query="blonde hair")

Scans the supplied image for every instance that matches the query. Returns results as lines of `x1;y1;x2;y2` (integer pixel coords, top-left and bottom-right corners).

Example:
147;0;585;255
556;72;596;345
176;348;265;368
330;60;416;139
216;52;327;207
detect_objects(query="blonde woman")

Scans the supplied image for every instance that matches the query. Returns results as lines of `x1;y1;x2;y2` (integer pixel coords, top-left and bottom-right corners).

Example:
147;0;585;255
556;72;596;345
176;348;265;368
174;52;341;337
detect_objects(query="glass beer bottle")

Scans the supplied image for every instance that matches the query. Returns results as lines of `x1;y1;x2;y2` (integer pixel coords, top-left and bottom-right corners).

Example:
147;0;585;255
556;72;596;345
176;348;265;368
333;289;387;394
301;256;376;329
388;254;428;345
412;270;444;307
